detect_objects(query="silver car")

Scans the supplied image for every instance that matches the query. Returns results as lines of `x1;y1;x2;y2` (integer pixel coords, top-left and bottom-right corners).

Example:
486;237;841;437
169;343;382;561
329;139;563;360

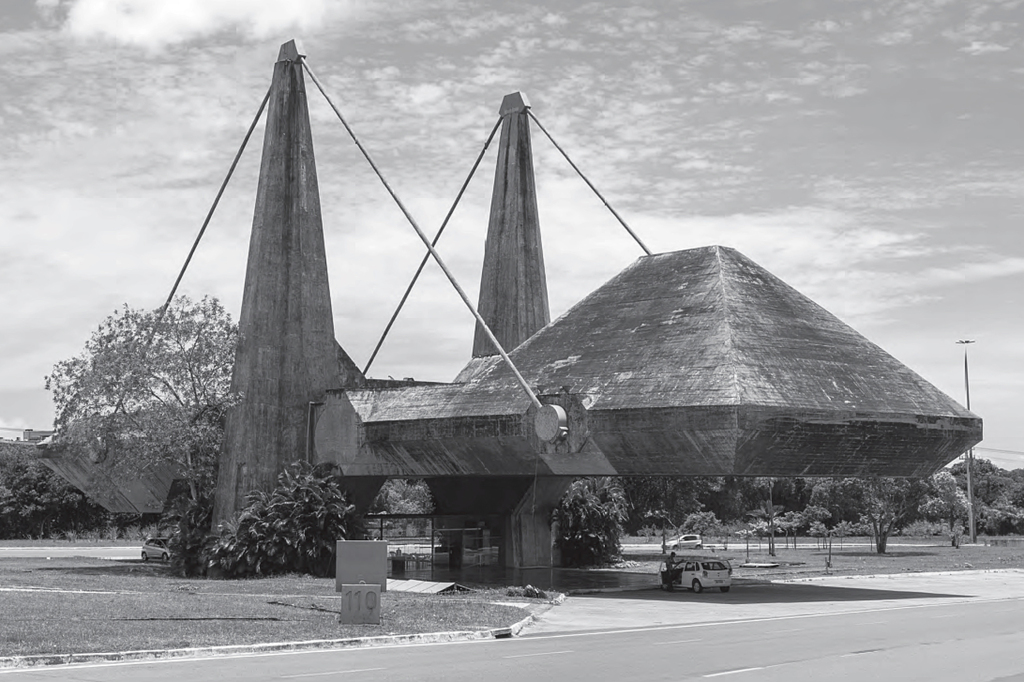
141;537;171;562
669;534;703;550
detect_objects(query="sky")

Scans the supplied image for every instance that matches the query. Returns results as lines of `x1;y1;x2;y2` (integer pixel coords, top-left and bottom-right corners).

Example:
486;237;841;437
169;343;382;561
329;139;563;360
1;0;1022;469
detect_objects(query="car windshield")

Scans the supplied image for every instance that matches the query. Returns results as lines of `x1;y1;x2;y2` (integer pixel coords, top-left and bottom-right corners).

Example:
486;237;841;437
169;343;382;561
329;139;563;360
702;561;727;571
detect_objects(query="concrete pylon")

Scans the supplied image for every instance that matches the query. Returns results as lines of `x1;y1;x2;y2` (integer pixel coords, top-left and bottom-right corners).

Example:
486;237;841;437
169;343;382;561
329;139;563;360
432;92;568;569
472;92;550;357
214;40;364;524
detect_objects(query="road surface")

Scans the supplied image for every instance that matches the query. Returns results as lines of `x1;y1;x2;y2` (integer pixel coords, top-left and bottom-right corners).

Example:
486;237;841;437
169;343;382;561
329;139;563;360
0;547;139;561
2;571;1022;681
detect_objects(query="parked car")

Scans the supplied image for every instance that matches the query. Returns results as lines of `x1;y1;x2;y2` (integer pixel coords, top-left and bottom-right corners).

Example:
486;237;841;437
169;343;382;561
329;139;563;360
669;534;703;550
141;537;171;563
661;556;732;592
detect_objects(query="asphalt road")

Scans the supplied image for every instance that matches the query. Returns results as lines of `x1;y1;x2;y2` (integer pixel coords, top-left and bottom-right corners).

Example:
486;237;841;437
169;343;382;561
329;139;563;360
3;572;1023;682
0;547;139;561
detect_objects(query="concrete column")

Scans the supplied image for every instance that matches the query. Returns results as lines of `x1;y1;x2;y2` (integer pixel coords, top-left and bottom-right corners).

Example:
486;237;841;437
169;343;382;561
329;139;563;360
507;476;573;568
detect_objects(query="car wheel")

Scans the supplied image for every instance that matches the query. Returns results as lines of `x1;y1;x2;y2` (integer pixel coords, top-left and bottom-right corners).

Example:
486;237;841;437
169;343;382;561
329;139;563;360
696;544;703;549
161;552;169;563
692;579;703;593
720;586;730;593
141;552;148;562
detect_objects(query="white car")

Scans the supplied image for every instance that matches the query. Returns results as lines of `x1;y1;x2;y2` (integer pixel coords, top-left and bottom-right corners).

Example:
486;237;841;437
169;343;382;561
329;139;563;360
680;558;731;592
662;556;732;592
669;534;703;550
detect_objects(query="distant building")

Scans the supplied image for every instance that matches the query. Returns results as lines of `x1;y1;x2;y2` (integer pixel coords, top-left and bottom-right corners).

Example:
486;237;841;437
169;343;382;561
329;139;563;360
21;429;54;443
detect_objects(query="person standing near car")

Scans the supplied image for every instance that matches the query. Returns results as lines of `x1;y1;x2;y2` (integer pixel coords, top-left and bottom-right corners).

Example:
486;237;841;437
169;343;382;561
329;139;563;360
662;551;683;589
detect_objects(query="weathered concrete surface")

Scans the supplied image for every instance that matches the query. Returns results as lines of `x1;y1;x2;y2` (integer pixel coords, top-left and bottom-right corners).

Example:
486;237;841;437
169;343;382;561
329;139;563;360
316;246;981;478
214;41;365;524
472;91;549;359
27;438;176;515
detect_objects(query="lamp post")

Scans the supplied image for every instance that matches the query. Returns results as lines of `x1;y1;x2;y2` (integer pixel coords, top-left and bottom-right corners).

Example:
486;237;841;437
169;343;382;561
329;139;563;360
956;339;977;544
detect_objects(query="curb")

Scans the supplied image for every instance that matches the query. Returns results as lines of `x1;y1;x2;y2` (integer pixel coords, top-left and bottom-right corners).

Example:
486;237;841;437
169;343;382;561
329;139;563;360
777;568;1024;584
0;627;515;670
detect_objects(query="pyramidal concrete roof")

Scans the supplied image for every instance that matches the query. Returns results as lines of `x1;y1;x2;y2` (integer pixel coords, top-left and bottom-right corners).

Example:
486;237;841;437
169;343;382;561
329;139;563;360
320;245;980;478
476;245;971;418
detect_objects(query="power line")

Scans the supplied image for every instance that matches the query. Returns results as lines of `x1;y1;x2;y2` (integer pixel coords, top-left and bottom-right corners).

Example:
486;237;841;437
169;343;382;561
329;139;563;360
975;447;1024;456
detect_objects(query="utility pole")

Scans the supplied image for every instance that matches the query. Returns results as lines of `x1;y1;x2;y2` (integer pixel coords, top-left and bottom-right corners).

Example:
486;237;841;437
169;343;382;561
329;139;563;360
956;339;977;543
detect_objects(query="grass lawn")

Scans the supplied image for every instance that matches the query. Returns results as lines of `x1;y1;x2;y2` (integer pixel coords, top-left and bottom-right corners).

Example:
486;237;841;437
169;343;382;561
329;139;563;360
0;557;537;659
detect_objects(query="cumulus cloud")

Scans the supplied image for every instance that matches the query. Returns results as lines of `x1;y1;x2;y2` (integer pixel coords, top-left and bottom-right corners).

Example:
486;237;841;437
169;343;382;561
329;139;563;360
61;0;364;49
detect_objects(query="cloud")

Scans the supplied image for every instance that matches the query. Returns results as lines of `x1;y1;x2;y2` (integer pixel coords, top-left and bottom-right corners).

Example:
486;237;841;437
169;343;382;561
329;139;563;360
960;40;1010;55
61;0;364;49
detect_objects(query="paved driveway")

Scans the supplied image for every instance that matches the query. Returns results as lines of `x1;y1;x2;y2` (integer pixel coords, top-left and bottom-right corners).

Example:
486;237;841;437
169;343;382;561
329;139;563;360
525;569;1024;635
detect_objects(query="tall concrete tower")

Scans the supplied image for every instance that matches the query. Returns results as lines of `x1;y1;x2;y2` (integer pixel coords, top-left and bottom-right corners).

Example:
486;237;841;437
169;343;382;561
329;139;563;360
214;41;363;524
473;92;550;357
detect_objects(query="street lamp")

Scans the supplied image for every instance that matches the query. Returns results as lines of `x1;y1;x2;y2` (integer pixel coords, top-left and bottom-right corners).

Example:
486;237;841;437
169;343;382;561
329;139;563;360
956;339;977;543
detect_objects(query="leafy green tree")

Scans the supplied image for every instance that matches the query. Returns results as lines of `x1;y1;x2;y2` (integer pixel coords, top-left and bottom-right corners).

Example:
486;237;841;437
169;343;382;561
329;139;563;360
747;500;784;556
776;510;804;549
744;478;783;556
209;462;362;578
921;470;969;545
45;296;237;501
680;511;722;537
810;478;928;553
808;479;864;525
553;477;627;567
620;477;719;535
370;479;434;515
859;478;928;553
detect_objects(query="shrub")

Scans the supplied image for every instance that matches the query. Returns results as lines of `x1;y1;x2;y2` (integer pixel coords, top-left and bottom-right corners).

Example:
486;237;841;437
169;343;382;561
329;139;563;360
899;520;947;537
166;493;215;577
209;461;363;578
553;477;627;567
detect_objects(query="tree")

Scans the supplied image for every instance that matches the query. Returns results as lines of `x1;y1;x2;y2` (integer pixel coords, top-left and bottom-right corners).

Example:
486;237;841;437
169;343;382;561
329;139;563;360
921;471;969;545
620;477;719;535
680;511;722;537
553;477;627;567
46;296;237;501
370;480;434;515
808;479;864;526
810;478;927;553
776;510;804;549
857;478;927;553
747;501;784;556
746;478;783;556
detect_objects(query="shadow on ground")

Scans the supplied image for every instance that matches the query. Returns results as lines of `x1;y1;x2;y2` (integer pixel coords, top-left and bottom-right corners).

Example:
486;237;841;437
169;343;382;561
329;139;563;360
589;580;969;604
812;550;938;558
16;559;172;577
